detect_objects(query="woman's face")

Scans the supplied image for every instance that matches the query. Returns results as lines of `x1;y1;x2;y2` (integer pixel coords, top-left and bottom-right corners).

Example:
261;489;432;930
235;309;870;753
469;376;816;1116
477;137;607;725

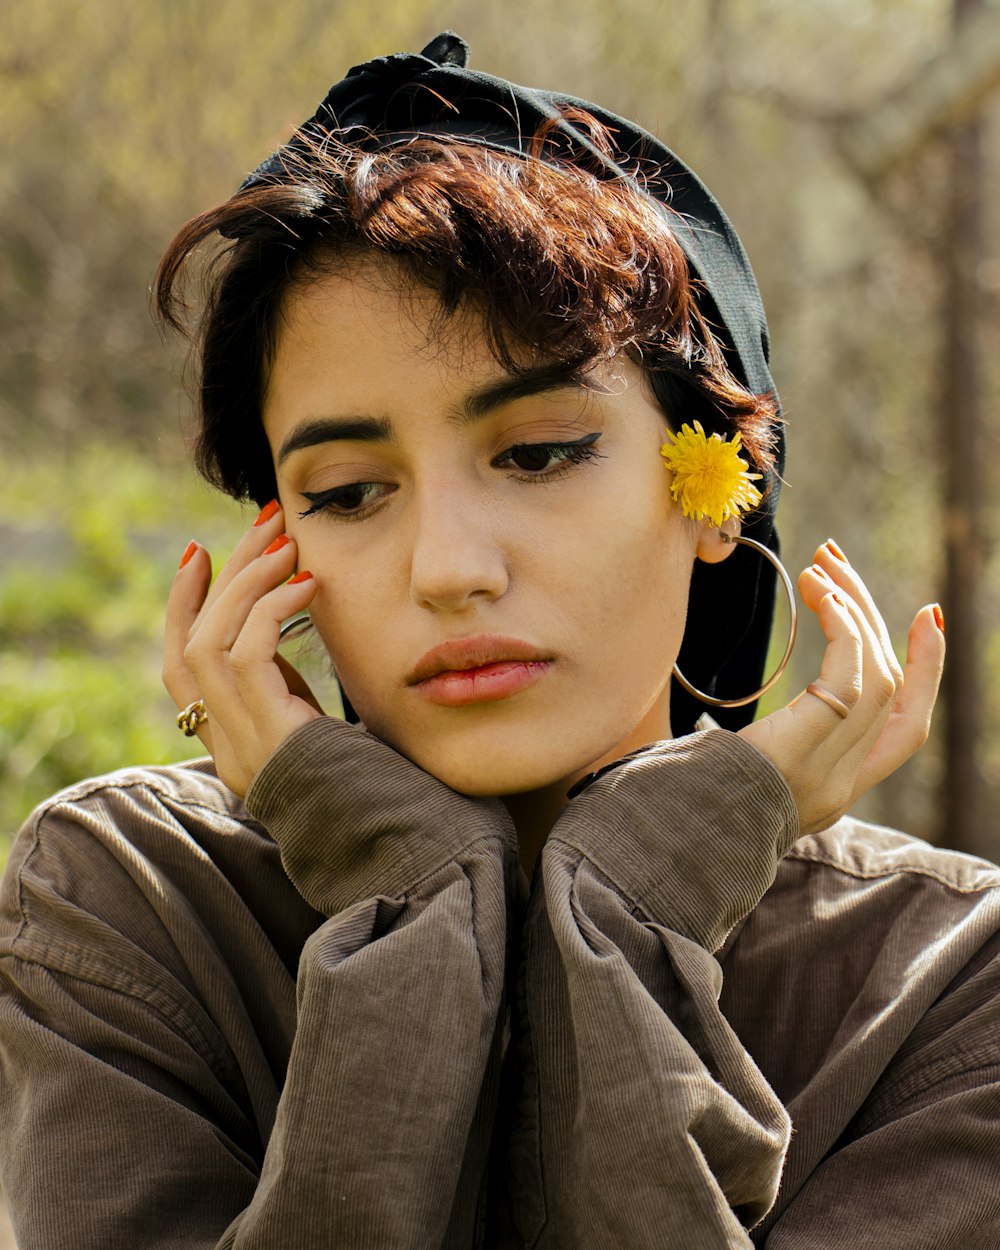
263;258;715;798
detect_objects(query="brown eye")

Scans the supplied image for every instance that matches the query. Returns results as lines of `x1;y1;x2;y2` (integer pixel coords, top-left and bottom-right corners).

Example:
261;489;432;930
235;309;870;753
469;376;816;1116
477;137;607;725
496;434;605;478
329;484;372;510
299;481;393;521
510;444;556;472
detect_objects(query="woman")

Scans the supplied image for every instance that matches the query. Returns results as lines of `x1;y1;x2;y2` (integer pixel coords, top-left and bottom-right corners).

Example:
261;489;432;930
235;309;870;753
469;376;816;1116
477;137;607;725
1;32;996;1250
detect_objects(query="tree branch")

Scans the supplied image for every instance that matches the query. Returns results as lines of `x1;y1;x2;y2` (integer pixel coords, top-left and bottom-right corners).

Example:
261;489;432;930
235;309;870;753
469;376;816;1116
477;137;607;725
836;4;1000;180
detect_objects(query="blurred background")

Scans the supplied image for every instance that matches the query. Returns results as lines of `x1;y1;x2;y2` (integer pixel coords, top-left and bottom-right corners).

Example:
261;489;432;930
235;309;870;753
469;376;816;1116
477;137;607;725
2;0;1000;865
1;0;999;1241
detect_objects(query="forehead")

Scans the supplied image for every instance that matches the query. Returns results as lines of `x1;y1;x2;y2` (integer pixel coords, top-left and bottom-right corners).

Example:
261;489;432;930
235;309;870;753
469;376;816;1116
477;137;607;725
272;255;492;381
262;255;626;447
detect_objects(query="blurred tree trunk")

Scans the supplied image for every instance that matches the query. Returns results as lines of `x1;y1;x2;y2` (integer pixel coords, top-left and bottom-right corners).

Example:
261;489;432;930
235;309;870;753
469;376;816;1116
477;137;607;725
827;1;998;852
940;0;988;854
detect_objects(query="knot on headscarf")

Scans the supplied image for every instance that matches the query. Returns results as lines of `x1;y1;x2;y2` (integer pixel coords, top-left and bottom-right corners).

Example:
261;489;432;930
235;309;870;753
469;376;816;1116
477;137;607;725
240;33;473;191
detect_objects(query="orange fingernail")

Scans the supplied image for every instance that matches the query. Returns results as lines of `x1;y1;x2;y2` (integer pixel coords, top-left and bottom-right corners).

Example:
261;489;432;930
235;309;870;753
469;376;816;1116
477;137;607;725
179;540;198;569
811;563;832;581
832;592;846;607
263;534;290;555
288;570;313;584
254;499;280;527
933;604;945;634
825;538;848;562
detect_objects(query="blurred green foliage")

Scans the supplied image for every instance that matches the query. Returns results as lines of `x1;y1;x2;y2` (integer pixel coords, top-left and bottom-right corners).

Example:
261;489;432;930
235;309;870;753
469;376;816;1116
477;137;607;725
0;446;245;868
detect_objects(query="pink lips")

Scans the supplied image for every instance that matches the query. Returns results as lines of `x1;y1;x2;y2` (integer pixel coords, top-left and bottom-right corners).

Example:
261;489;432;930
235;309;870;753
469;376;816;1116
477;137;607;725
407;634;553;707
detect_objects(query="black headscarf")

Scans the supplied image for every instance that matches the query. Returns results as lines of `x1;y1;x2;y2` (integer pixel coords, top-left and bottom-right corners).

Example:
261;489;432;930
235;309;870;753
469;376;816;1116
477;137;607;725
242;32;786;735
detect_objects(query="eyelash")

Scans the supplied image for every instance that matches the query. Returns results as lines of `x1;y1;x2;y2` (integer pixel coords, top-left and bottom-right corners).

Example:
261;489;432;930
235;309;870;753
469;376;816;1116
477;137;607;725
297;433;606;523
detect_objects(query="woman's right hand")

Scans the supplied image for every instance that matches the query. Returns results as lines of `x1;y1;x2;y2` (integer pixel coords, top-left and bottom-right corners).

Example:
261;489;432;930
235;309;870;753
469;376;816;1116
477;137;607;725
163;499;325;797
738;540;945;837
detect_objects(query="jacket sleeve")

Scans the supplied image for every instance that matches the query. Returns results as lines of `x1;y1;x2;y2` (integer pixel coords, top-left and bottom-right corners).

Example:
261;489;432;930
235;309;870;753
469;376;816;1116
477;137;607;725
0;717;516;1250
501;728;799;1250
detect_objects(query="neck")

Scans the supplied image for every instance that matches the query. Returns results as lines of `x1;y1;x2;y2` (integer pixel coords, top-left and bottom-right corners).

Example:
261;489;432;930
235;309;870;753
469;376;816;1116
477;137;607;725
501;696;674;880
501;785;570;879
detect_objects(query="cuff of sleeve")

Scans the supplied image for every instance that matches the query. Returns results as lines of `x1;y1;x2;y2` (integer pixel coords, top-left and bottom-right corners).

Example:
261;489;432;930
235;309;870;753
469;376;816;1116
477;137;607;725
547;729;799;951
246;717;515;915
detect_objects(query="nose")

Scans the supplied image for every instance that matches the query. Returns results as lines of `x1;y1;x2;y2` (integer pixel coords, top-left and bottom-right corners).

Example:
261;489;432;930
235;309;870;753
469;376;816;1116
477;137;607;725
408;477;510;612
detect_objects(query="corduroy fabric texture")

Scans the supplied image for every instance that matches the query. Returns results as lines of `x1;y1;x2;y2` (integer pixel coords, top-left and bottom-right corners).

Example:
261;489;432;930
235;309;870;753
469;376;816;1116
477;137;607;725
1;716;999;1247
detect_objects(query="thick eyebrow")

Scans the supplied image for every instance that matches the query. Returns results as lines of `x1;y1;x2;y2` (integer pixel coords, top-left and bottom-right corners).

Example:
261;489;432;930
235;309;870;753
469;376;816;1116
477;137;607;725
275;364;590;467
459;366;588;420
277;415;393;466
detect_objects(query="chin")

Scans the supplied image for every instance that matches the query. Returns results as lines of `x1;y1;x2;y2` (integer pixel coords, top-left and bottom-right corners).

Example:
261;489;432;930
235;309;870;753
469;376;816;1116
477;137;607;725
376;719;602;798
348;686;649;797
421;758;574;798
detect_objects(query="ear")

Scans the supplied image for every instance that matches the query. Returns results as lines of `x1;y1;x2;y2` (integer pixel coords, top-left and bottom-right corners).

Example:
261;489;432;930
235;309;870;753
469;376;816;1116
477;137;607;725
695;516;741;565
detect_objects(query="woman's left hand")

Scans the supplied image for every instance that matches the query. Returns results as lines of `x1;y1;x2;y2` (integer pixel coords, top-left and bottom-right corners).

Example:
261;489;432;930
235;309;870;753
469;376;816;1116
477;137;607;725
738;539;945;837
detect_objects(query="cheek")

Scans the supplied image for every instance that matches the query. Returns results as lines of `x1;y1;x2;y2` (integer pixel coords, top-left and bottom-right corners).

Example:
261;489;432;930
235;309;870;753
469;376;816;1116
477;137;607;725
304;579;397;733
293;537;389;673
598;543;694;661
566;493;695;634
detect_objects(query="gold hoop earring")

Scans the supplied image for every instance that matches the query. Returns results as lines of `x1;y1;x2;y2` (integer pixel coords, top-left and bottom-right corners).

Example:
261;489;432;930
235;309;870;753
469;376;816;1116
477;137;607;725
673;533;797;709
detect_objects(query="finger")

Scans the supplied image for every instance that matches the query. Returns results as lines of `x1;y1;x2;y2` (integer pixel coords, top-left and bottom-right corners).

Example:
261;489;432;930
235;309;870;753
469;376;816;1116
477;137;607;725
164;540;212;707
856;604;946;791
817;581;923;801
800;566;899;725
795;578;894;785
788;585;865;739
210;572;325;781
165;542;219;754
228;574;322;727
167;504;285;704
188;534;299;659
813;541;904;685
197;499;287;620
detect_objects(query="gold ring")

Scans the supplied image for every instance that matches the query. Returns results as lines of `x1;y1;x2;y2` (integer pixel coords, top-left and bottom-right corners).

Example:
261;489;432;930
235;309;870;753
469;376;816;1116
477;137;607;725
177;699;208;736
806;682;851;720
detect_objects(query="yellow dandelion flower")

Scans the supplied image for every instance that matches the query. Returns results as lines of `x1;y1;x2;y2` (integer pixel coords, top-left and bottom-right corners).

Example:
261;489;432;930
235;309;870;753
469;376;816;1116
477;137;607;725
659;420;763;527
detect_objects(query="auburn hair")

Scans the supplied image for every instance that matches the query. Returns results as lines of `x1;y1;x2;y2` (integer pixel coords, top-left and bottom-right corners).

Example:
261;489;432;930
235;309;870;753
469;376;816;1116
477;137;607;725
154;111;779;506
